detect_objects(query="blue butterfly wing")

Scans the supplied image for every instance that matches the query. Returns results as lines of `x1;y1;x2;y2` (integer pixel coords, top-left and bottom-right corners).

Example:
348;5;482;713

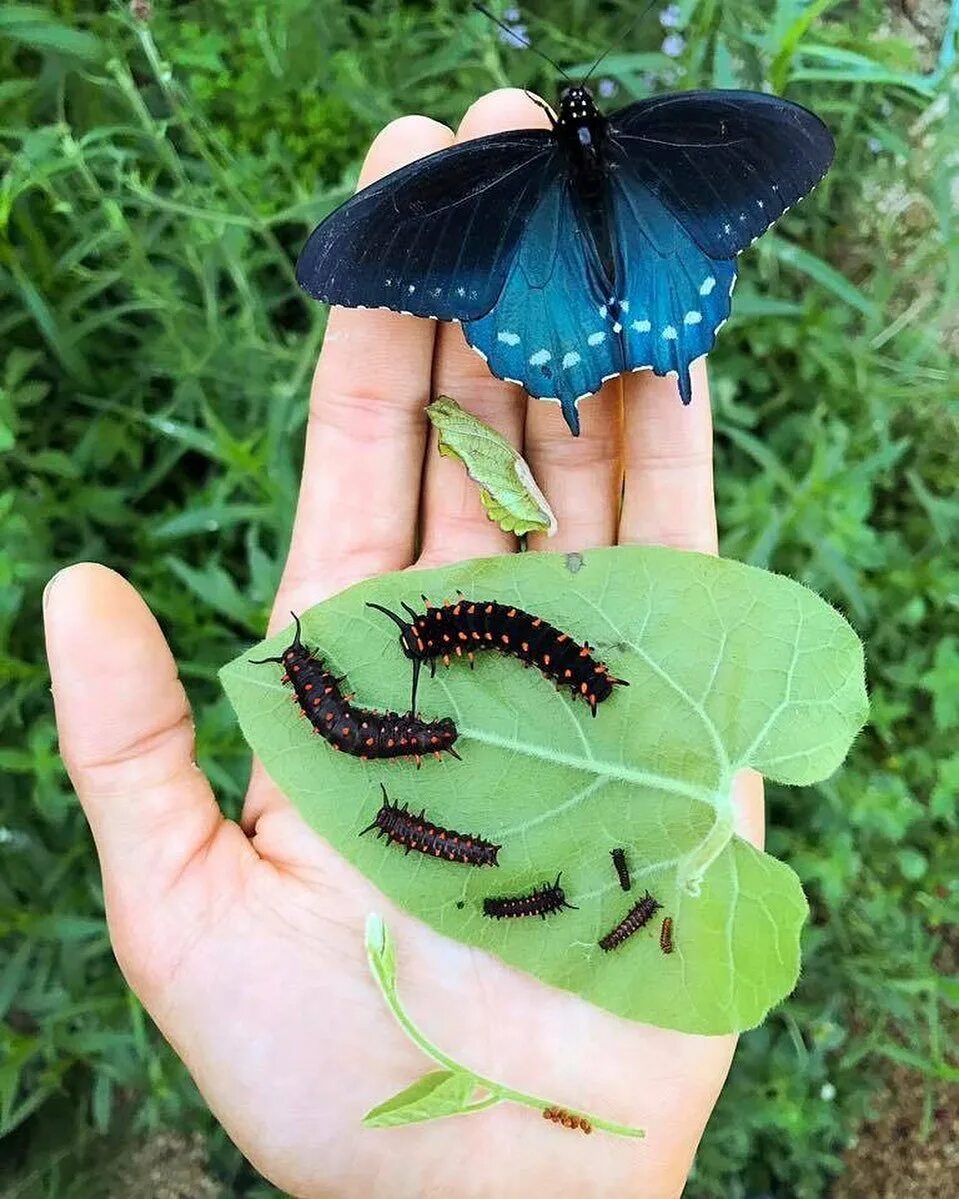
608;90;834;258
465;90;832;431
462;163;735;430
296;131;556;320
462;178;622;435
604;143;738;406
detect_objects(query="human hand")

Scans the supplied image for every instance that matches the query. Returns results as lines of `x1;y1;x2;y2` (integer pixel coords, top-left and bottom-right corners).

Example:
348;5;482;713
44;90;763;1199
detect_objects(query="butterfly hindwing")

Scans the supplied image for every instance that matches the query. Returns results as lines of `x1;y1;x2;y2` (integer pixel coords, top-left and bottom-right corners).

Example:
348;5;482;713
295;131;556;320
605;150;738;404
463;166;736;427
462;178;622;434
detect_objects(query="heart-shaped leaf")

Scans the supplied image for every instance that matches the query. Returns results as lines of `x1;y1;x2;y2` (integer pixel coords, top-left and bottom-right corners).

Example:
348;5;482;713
221;547;867;1034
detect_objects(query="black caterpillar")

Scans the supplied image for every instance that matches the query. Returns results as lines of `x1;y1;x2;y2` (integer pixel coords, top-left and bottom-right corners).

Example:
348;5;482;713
360;784;500;866
367;595;628;714
483;874;576;920
250;613;460;766
598;890;663;952
610;847;631;891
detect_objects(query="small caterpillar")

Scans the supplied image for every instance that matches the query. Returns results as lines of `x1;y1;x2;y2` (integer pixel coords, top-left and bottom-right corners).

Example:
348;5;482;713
366;595;628;714
610;847;631;891
483;874;576;920
598;890;663;952
360;785;500;866
659;916;674;955
250;613;460;766
542;1107;593;1134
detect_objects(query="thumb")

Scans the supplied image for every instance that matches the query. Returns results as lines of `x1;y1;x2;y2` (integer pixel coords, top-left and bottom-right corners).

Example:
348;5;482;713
43;564;254;984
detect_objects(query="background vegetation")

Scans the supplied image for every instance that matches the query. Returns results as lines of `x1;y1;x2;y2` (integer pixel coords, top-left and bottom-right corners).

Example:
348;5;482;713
1;0;956;1195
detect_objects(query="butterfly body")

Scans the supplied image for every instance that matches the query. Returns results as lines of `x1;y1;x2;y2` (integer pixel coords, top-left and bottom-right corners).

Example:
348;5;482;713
297;79;834;435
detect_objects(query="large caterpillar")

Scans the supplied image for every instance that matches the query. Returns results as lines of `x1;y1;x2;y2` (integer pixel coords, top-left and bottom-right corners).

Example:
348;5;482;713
366;595;628;714
361;785;500;866
598;891;663;952
482;874;576;920
250;613;460;766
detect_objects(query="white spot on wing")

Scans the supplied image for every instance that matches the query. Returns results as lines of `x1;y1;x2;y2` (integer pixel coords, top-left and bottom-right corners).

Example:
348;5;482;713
632;319;651;333
562;351;581;368
662;325;678;340
587;332;606;346
598;305;607;318
529;349;551;366
700;276;716;296
408;284;416;294
612;322;622;333
497;332;521;346
684;310;702;325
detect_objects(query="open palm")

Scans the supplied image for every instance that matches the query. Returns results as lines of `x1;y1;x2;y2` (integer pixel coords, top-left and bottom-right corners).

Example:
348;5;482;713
44;91;763;1199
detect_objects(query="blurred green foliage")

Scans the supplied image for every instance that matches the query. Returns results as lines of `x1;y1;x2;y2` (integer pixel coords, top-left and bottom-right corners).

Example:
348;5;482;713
1;0;957;1195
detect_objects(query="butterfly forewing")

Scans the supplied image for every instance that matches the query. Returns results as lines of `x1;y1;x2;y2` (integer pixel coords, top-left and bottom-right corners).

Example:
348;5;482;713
608;90;835;259
296;130;556;321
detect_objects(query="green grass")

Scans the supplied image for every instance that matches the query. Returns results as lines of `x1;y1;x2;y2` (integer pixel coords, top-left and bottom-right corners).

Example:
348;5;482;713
1;0;957;1194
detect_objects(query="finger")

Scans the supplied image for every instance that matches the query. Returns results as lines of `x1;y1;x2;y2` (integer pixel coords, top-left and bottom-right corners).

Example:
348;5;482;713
275;115;454;622
618;359;718;553
525;380;624;552
418;89;550;568
618;365;762;841
43;564;255;980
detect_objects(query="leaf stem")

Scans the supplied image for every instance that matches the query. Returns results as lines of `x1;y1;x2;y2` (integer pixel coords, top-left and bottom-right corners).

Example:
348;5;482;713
676;775;735;893
366;918;645;1139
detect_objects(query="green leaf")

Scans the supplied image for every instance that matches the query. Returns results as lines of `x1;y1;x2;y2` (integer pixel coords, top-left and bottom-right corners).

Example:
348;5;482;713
362;1069;482;1127
364;912;396;994
221;547;868;1034
0;7;103;60
762;237;877;317
426;396;556;537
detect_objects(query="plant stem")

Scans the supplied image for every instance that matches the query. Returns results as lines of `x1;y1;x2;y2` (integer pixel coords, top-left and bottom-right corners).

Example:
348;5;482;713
367;928;645;1140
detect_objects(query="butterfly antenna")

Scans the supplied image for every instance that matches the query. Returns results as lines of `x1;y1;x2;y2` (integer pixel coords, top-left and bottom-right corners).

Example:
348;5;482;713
248;653;284;665
473;4;570;80
582;0;658;83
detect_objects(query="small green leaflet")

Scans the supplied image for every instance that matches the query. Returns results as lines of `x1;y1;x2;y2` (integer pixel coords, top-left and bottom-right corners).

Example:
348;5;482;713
426;396;556;537
222;547;868;1035
363;1070;481;1127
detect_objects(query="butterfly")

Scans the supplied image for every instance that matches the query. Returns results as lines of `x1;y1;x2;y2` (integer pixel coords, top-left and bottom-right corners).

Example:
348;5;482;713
296;75;833;436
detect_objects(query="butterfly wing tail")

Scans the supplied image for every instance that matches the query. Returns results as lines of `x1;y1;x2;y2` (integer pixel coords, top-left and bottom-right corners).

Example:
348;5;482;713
560;396;582;436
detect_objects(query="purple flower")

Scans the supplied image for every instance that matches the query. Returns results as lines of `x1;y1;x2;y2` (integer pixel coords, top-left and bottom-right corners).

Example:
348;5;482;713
598;77;618;99
868;136;882;154
659;4;683;29
504;5;521;20
661;33;686;58
499;22;528;48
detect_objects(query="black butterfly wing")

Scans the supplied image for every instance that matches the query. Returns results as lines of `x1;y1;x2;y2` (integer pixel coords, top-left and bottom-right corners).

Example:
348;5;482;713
607;89;835;259
295;130;558;321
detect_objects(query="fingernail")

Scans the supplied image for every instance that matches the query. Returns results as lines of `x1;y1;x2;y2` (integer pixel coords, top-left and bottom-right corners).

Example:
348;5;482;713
43;567;69;613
